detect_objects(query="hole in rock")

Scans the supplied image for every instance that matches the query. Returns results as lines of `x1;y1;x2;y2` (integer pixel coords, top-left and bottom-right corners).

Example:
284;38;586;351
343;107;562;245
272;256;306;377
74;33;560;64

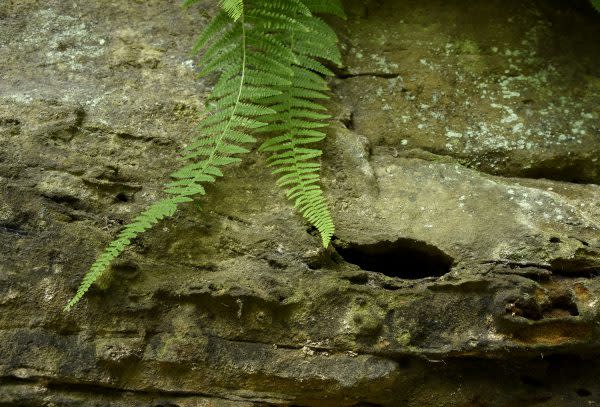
115;192;129;203
507;294;579;320
46;194;81;208
506;299;542;320
382;282;401;291
266;258;286;270
520;158;598;184
112;261;140;279
341;111;355;130
342;273;369;285
543;295;579;318
335;238;453;279
576;388;592;397
549;237;561;244
0;118;20;126
57;41;70;51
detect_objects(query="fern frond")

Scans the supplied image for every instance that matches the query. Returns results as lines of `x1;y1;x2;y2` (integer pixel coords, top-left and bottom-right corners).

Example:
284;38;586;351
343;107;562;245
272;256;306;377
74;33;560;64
67;0;345;310
247;31;297;61
256;0;342;248
191;12;232;55
64;197;188;310
260;0;312;16
66;1;291;311
247;8;305;27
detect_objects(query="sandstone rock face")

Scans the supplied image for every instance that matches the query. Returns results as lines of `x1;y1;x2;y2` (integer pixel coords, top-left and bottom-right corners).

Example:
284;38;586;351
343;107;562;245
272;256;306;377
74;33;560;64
335;0;600;184
1;1;599;406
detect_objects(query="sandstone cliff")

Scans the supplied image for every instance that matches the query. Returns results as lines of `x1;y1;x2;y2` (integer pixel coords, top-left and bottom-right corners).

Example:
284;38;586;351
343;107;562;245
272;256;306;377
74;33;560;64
1;1;600;406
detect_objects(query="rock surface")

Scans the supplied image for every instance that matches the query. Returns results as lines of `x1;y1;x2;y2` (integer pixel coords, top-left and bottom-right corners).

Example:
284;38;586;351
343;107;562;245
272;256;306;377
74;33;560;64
1;0;599;406
335;0;600;183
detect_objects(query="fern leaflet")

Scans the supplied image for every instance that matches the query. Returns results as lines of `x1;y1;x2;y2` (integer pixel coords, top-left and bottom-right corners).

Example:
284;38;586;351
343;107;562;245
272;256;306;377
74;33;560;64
219;0;244;20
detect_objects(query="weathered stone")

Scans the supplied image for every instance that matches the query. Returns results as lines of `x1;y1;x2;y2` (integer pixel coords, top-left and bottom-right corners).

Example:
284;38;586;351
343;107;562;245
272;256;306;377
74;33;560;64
333;0;600;183
1;0;600;406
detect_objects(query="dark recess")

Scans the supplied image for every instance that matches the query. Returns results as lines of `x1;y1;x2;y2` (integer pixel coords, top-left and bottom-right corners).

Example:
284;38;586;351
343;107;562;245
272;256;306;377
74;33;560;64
551;256;600;278
576;388;592;397
335;238;453;279
112;261;140;279
519;157;600;185
115;192;130;202
507;294;579;320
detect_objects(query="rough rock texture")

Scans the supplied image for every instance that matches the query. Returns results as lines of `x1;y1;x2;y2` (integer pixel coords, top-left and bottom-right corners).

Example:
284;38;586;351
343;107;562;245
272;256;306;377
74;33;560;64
1;0;599;406
335;0;600;183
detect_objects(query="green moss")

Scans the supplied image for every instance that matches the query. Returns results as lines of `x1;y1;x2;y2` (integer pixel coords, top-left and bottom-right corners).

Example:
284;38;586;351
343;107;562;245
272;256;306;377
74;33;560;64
347;298;385;336
395;330;411;346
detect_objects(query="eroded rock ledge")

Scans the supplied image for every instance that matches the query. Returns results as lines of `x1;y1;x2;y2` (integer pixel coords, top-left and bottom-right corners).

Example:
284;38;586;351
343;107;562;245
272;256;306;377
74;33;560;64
1;0;599;406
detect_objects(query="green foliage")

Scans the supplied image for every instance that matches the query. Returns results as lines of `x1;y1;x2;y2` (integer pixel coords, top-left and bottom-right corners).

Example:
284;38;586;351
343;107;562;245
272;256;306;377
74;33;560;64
592;0;600;12
65;0;343;311
257;11;341;247
219;0;244;20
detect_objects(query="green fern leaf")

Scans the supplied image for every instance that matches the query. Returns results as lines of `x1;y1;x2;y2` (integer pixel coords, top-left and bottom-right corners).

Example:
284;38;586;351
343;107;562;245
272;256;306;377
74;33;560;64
191;12;232;55
64;197;187;311
256;0;342;248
